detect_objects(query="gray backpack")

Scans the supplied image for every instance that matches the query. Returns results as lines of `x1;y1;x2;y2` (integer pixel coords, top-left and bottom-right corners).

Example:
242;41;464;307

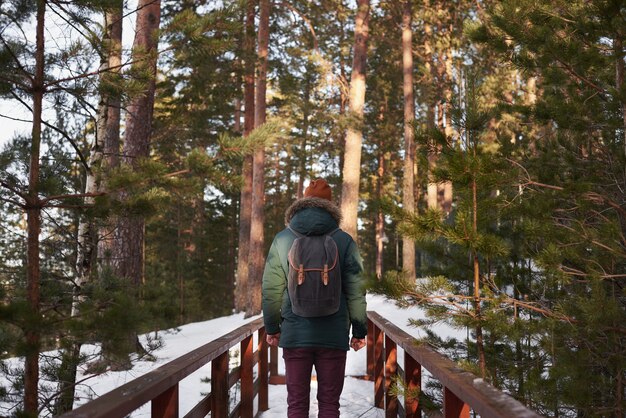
287;227;342;317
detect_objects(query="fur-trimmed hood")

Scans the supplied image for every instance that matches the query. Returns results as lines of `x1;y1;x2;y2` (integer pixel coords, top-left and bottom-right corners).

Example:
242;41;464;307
284;197;342;226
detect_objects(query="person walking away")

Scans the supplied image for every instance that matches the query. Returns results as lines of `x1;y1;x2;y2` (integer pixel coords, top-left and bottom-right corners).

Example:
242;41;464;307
262;178;367;418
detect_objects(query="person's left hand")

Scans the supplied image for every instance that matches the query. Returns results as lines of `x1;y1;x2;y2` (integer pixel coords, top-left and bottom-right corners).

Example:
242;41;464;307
266;333;280;347
350;337;366;351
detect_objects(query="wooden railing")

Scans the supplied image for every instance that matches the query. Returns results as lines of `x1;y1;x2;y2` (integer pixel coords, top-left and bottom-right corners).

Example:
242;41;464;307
60;312;543;418
60;317;273;418
367;311;543;418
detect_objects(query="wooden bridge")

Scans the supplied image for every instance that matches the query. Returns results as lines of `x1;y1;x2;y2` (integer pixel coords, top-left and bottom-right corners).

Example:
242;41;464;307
59;312;542;418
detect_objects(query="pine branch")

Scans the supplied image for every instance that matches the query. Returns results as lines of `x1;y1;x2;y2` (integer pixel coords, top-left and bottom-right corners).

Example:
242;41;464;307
0;112;31;124
0;195;24;208
552;56;607;98
0;180;28;201
7;90;92;171
509;158;626;218
44;46;174;90
0;34;34;83
42;120;91;171
40;191;106;205
276;1;319;51
47;1;101;54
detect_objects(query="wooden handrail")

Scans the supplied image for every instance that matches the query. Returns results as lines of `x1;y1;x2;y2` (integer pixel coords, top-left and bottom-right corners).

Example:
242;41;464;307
367;311;544;418
58;311;544;418
59;317;272;418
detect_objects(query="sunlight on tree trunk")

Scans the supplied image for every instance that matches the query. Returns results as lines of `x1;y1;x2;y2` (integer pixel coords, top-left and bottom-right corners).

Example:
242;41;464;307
97;3;123;268
235;0;255;313
401;0;416;280
247;0;271;318
55;3;124;413
375;150;385;279
340;0;370;239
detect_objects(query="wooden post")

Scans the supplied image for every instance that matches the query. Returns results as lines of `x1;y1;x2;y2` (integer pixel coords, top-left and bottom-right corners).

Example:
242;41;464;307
404;355;421;418
444;387;470;418
152;385;178;418
385;335;397;418
258;328;269;411
367;318;374;379
211;351;229;418
240;335;253;418
374;324;384;409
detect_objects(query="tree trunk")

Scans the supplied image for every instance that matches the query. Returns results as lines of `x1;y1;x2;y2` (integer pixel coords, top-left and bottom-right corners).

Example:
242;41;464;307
615;34;626;151
423;15;438;210
77;4;124;303
55;3;124;413
442;54;454;214
296;76;312;199
340;0;370;239
24;1;45;414
246;0;270;317
375;149;385;279
97;2;123;267
112;0;161;285
472;176;486;378
235;0;255;312
108;0;160;368
401;0;416;280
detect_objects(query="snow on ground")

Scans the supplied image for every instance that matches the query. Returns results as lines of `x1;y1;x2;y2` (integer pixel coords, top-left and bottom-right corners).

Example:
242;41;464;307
1;294;462;417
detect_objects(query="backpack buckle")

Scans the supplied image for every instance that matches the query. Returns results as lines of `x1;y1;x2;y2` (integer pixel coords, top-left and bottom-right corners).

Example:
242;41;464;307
298;264;305;285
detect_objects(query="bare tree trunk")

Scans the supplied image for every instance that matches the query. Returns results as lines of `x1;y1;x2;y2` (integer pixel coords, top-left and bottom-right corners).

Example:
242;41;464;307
112;0;161;286
472;175;486;378
442;55;454;214
234;98;242;132
97;3;123;267
296;136;307;199
340;0;370;239
55;4;124;413
296;77;312;199
107;0;160;369
247;0;270;317
401;0;416;280
423;15;438;210
375;149;385;279
235;0;255;312
615;34;626;150
24;1;45;414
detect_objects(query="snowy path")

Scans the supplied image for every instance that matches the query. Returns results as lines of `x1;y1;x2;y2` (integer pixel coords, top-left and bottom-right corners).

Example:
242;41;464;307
261;376;385;418
257;341;384;418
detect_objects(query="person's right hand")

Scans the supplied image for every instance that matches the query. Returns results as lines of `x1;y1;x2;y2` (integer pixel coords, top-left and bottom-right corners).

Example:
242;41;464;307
266;333;280;347
350;337;366;351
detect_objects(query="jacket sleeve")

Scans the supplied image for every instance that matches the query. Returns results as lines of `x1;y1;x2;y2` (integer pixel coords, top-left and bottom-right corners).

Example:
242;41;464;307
343;240;367;339
262;238;286;335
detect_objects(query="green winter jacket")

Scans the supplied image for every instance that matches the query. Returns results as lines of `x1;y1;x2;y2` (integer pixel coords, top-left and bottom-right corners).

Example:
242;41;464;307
261;197;367;350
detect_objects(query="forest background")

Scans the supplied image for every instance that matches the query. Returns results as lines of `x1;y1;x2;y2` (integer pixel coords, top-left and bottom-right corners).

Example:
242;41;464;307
0;0;624;417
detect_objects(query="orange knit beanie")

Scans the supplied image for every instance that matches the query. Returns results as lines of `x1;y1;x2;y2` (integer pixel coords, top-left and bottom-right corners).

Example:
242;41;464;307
304;179;332;201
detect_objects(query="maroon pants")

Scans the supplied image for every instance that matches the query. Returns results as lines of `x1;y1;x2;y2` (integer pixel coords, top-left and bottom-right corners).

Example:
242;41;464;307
283;347;347;418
